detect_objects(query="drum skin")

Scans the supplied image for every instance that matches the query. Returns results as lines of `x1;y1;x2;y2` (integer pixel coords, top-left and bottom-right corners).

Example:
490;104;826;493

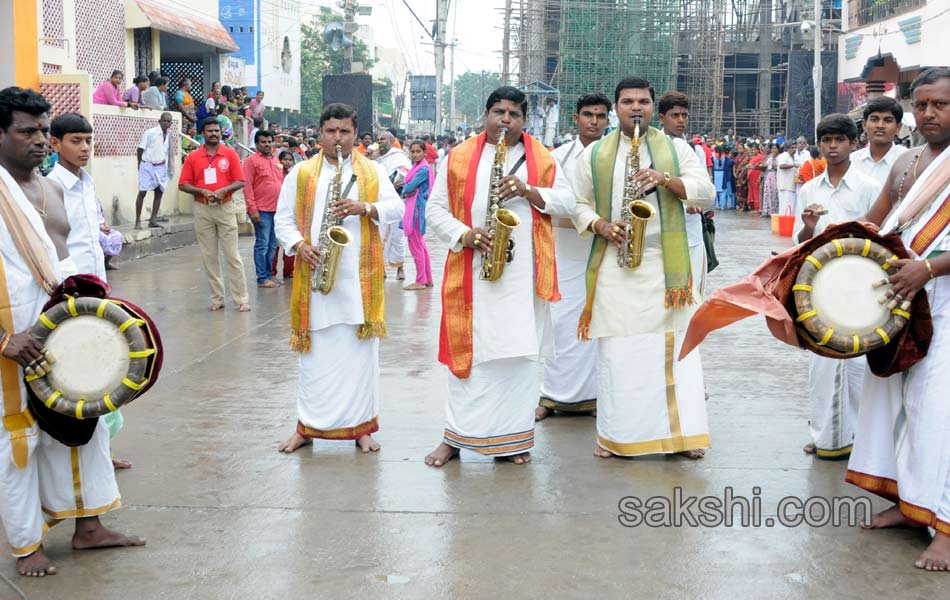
27;295;162;419
793;237;909;357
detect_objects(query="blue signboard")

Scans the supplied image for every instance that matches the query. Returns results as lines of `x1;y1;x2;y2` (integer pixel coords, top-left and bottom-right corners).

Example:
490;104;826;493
219;0;259;91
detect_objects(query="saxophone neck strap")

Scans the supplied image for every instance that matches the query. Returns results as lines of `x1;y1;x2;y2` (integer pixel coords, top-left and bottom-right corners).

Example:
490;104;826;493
342;174;357;198
507;155;527;177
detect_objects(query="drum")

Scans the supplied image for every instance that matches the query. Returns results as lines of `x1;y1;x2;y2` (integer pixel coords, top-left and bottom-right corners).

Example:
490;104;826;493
26;296;162;419
793;237;909;357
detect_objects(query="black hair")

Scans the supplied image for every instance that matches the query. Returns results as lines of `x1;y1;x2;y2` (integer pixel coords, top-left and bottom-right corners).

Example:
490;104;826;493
133;75;149;85
657;91;689;115
0;87;52;130
863;96;903;123
110;70;123;79
809;145;820;158
287;138;300;148
147;70;161;85
200;117;220;132
409;139;427;152
911;67;950;94
614;76;655;104
253;117;264;128
575;92;611;114
178;77;191;89
360;131;373;139
816;113;859;141
254;130;273;144
220;85;231;97
50;112;92;138
278;150;294;162
319;103;358;129
484;86;528;117
154;77;169;87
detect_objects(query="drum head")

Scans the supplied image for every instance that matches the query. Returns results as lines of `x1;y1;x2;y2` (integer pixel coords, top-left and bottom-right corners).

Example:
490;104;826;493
810;255;890;336
45;315;130;399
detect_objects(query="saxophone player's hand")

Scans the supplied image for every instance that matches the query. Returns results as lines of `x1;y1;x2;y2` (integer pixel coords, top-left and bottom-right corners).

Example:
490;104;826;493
496;176;526;203
331;199;369;220
293;241;320;268
632;168;664;194
592;219;625;248
462;228;493;254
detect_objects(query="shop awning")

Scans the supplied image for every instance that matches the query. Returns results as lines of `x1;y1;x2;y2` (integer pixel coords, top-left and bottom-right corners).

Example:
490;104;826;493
126;0;239;53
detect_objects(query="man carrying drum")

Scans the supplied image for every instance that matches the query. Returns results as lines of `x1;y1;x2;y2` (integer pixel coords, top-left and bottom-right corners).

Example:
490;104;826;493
0;87;143;578
792;114;880;460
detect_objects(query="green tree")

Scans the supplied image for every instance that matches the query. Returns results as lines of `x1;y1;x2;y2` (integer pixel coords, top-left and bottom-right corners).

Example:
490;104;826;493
442;71;502;128
295;7;375;125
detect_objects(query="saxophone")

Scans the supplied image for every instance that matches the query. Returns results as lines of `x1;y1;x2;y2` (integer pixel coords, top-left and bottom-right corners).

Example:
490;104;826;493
617;117;656;269
480;127;521;281
310;144;353;294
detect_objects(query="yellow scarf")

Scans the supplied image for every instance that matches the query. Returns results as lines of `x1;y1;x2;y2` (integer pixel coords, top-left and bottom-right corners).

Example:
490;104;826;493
289;150;386;352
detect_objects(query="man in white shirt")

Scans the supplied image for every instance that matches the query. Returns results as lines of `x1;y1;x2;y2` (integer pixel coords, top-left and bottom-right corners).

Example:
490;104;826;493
374;131;411;280
776;142;797;214
135;112;174;229
851;96;908;187
536;92;610;421
793;113;880;460
140;76;168;111
794;136;810;167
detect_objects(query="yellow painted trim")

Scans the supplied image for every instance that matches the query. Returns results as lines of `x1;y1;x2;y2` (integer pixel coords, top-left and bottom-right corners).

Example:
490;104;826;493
67;296;78;317
41;498;122;520
129;349;155;359
597;433;711;457
70;447;84;511
832;239;843;257
96;299;109;318
44;390;62;409
13;0;39;90
818;328;834;346
852;335;861;353
38;313;57;330
892;308;911;319
861;238;871;257
805;255;823;269
792;284;812;292
122;377;146;391
118;318;144;333
875;328;890;345
74;399;85;420
796;309;817;323
103;394;117;412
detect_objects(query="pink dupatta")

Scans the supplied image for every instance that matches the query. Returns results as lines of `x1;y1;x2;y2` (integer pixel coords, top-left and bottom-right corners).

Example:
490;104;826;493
401;160;434;236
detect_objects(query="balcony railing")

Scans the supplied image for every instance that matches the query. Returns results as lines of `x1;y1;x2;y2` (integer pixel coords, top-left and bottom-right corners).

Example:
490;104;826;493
848;0;927;29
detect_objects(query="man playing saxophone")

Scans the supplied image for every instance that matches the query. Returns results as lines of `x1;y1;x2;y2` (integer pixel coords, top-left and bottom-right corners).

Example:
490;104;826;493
424;86;575;466
572;77;715;460
274;103;404;454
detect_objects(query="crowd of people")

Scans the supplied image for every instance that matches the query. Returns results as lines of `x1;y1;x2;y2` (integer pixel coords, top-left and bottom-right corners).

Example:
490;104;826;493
0;63;948;582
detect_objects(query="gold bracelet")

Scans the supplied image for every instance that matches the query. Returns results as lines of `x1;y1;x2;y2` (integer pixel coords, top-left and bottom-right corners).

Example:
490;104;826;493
0;333;10;356
925;258;935;279
589;217;603;234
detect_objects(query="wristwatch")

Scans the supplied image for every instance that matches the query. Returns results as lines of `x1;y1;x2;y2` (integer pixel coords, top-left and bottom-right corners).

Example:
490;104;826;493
660;172;672;187
364;202;372;217
525;183;534;195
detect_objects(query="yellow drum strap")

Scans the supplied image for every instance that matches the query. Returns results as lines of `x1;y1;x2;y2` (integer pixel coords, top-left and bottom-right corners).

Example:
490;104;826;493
832;240;843;257
852;335;861;354
892;308;912;320
805;256;823;269
875;328;891;345
792;284;812;292
796;310;817;323
861;239;871;257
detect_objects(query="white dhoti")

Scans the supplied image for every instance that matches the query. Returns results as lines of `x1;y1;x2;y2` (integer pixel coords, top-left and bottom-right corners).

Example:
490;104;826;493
688;242;706;298
848;275;950;532
381;223;406;268
137;162;167;192
596;331;710;456
808;355;864;458
540;235;596;411
778;190;796;215
0;419;120;556
296;323;379;439
444;357;537;457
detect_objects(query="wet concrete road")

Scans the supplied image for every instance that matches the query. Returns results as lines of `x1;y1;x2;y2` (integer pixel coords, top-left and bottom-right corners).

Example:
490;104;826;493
4;211;947;600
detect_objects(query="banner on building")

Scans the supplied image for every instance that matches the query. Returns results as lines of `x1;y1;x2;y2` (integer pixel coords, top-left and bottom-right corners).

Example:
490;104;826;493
220;56;247;89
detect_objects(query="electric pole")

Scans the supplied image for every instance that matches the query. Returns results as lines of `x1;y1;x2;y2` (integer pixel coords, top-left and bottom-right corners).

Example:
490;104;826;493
343;0;357;73
434;0;450;135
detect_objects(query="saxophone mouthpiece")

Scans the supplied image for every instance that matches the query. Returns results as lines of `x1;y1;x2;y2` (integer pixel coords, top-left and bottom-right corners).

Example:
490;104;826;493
498;127;508;145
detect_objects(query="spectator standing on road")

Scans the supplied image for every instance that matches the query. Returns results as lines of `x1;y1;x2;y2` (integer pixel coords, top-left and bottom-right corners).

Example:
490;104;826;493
135;112;175;229
244;130;285;289
178;118;250;312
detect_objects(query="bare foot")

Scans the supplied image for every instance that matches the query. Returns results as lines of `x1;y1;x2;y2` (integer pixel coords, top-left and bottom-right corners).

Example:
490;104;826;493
916;533;950;571
258;280;279;288
861;505;924;529
209;303;225;311
403;283;427;291
678;449;706;459
237;303;251;312
425;283;434;288
112;457;132;469
496;451;532;465
594;445;614;458
535;405;551;421
17;547;56;577
803;442;817;455
424;442;459;467
133;223;142;231
278;432;312;454
271;278;283;286
72;517;146;550
355;434;381;453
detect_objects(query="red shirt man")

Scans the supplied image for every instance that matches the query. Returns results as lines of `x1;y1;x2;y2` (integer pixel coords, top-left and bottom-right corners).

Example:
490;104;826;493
179;144;245;204
243;140;284;215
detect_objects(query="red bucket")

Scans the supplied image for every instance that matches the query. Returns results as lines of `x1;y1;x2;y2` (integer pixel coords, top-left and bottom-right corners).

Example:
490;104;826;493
777;205;795;237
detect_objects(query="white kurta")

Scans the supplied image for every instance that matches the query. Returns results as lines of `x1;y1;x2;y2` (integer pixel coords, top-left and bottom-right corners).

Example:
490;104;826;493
540;139;597;410
572;133;716;455
46;164;106;280
427;139;575;455
0;167;119;557
851;144;907;188
848;144;950;530
275;155;403;438
793;166;879;456
377;148;411;268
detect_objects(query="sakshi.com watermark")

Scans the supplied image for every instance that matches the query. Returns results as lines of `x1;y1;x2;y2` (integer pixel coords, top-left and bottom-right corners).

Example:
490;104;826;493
618;487;873;528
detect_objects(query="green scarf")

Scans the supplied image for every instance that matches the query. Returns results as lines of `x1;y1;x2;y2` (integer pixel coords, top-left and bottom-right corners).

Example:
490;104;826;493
578;127;692;340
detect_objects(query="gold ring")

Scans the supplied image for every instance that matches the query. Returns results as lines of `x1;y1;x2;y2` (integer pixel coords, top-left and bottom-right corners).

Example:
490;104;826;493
474;239;480;246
